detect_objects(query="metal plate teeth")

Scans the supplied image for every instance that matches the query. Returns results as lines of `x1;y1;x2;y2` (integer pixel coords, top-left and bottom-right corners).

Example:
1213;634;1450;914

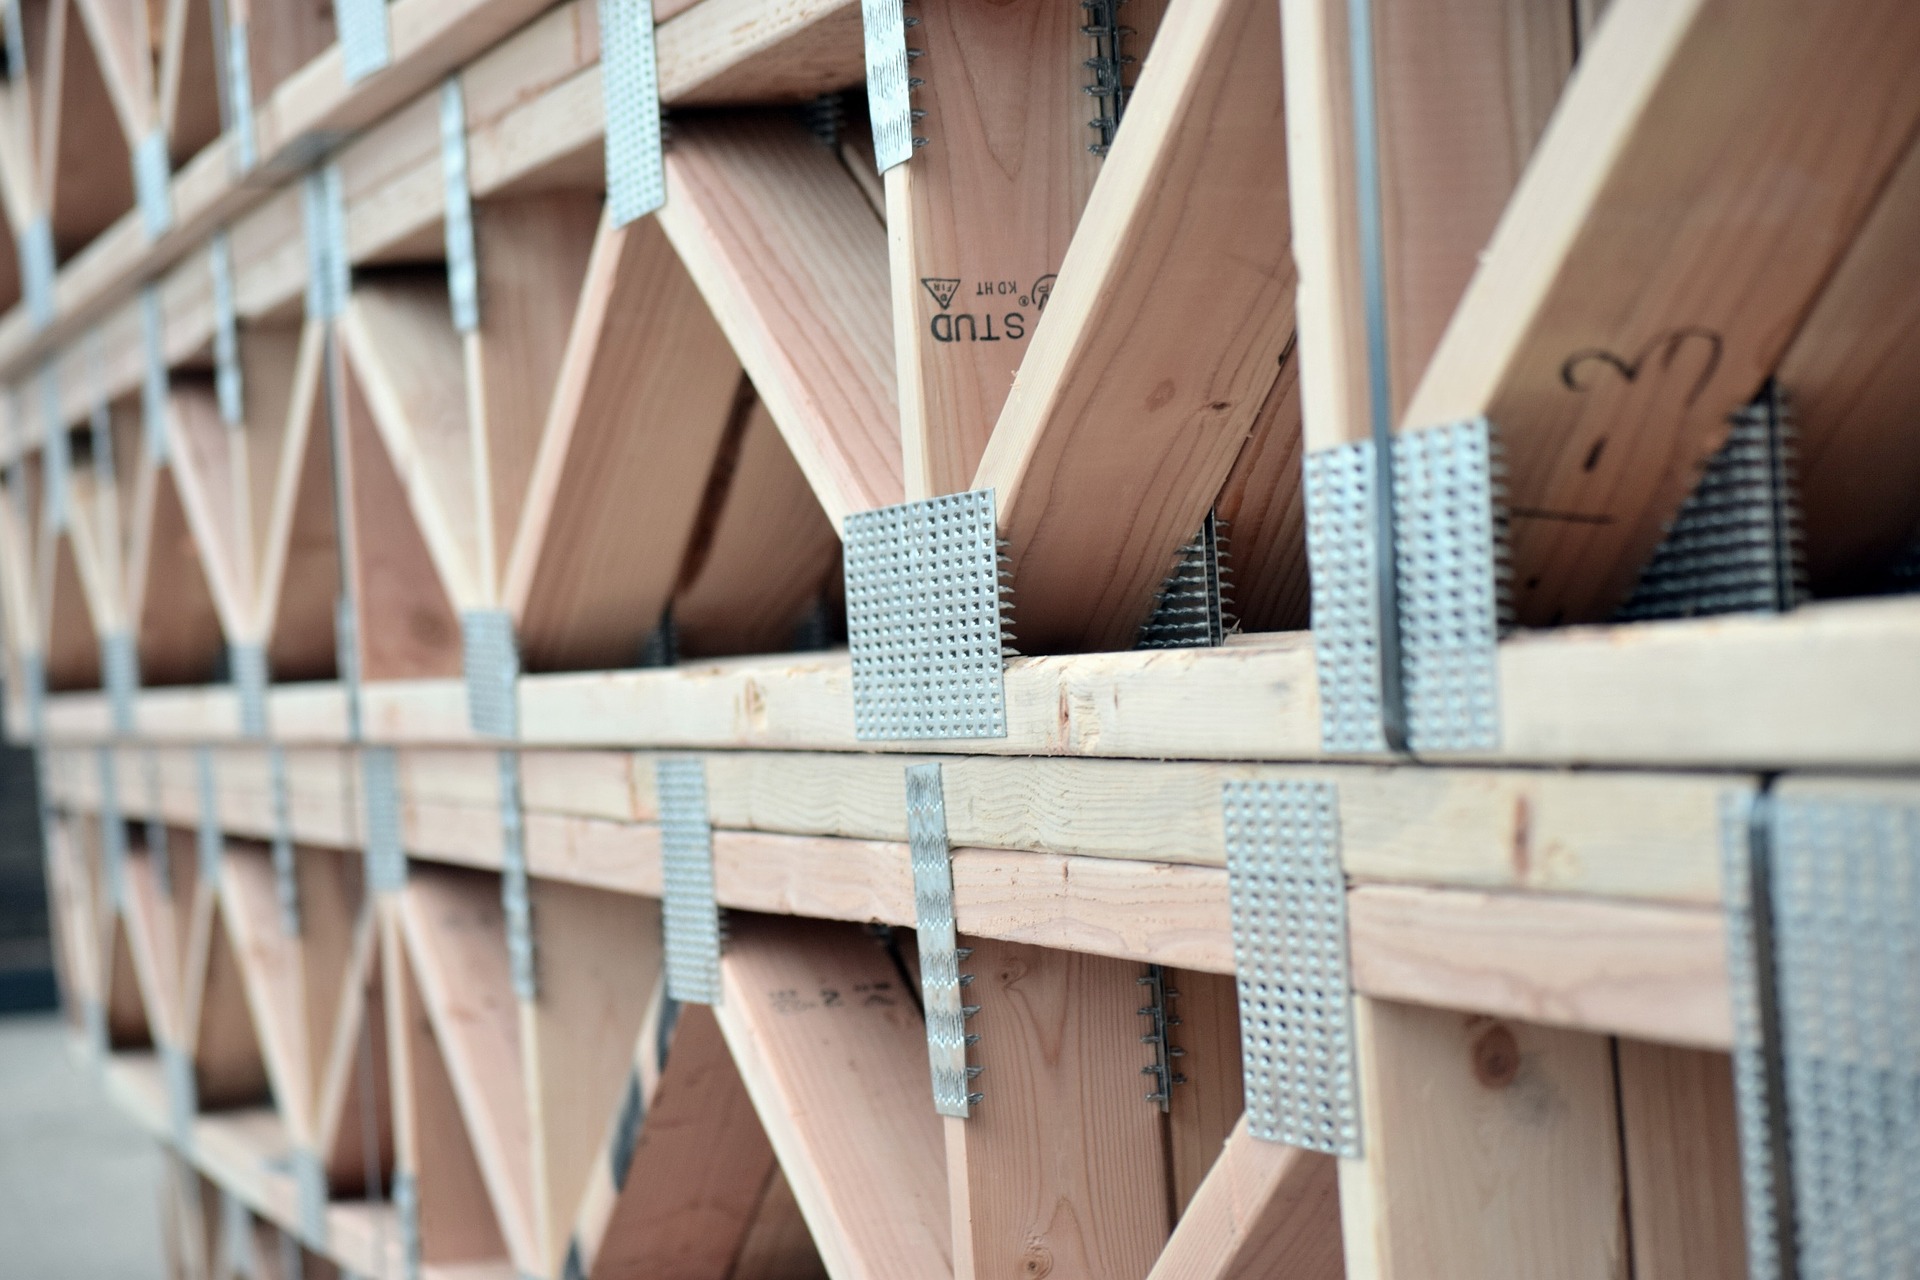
1768;795;1920;1279
860;0;923;171
39;364;68;533
1393;417;1507;752
393;1170;422;1280
636;605;677;668
441;79;479;334
1138;510;1232;649
232;642;270;738
337;0;393;83
134;129;173;239
600;0;666;226
845;489;1010;741
1305;442;1388;753
803;91;847;148
99;748;127;909
656;758;723;1005
197;748;222;887
224;22;257;171
163;1041;198;1149
461;609;520;738
21;214;55;330
270;747;300;935
142;285;170;462
102;631;140;735
1138;965;1186;1110
362;748;405;894
1223;779;1360;1157
302;167;350;322
1722;791;1789;1280
1081;0;1136;155
1617;384;1806;622
293;1147;329;1247
212;232;244;425
499;752;536;1000
906;763;981;1117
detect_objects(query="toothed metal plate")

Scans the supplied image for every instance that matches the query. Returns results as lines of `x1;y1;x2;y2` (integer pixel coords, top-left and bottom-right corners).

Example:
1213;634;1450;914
907;763;977;1118
1223;779;1359;1156
1305;442;1388;753
142;286;170;461
39;363;67;533
1393;417;1506;752
1139;510;1231;648
232;642;269;738
1618;386;1805;623
270;746;300;934
656;757;722;1005
212;232;243;425
100;748;126;909
21;215;54;330
225;22;257;171
393;1170;422;1280
223;1192;257;1276
1723;792;1791;1280
335;595;362;741
134;130;173;238
860;0;916;172
440;79;479;333
499;751;535;1000
462;609;518;738
102;630;139;735
197;748;222;887
337;0;392;83
362;748;405;894
844;489;1009;741
303;167;349;321
1770;794;1920;1279
145;751;170;897
599;0;665;226
293;1147;329;1246
163;1041;197;1148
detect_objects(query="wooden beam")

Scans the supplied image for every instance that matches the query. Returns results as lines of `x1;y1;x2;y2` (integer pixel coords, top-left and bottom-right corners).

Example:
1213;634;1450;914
502;209;741;671
944;938;1170;1279
714;913;950;1280
1337;999;1625;1279
1164;969;1243;1216
973;0;1293;653
887;0;1103;499
658;112;898;527
217;843;312;1133
1615;1041;1746;1280
1213;346;1307;634
1400;0;1920;624
1149;1119;1342;1280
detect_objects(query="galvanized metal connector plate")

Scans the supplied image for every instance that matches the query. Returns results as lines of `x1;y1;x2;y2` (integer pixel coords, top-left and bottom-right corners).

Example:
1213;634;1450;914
88;329;116;484
270;746;300;934
99;748;127;909
1618;384;1805;622
335;594;363;741
1138;510;1231;649
845;489;1012;741
292;1146;329;1247
1137;965;1186;1110
599;0;666;226
212;232;244;426
197;747;222;887
232;642;269;738
362;747;405;894
142;286;170;462
860;0;921;172
38;363;67;533
393;1169;423;1280
1392;417;1507;752
162;1040;197;1149
21;215;55;330
1222;779;1360;1156
134;130;173;239
303;167;350;321
224;21;257;171
440;80;479;334
498;751;535;1000
102;631;139;735
656;757;722;1005
906;763;981;1117
1721;791;1790;1280
1305;441;1388;753
337;0;392;83
462;609;519;738
1307;418;1508;754
144;750;170;897
222;1191;257;1276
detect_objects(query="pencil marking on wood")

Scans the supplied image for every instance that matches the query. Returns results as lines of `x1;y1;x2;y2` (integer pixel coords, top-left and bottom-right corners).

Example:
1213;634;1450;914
1558;327;1724;407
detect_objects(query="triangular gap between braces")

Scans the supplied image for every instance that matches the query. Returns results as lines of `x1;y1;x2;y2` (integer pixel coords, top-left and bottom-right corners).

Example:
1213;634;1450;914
41;0;136;256
334;344;463;681
201;841;297;1120
164;378;254;637
316;906;394;1195
40;514;102;689
463;189;603;596
255;322;339;681
1211;337;1307;635
337;270;486;610
672;385;842;659
503;205;742;672
157;0;221;164
127;425;229;685
522;879;662;1274
121;838;185;1045
223;321;307;610
398;864;538;1270
68;0;155;145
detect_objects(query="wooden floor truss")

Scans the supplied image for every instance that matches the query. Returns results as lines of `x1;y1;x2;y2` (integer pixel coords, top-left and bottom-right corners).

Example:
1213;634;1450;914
4;0;1920;1277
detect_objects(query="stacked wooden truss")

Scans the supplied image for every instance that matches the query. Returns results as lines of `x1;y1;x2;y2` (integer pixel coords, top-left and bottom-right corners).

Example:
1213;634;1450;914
3;0;1920;1276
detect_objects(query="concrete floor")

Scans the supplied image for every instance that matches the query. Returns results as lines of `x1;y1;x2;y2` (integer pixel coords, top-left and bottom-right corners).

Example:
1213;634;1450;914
0;1013;166;1278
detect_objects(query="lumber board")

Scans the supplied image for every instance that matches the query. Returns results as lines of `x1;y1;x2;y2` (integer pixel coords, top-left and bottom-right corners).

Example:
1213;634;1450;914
1148;1120;1343;1280
974;0;1293;653
1400;0;1920;624
1615;1041;1746;1280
